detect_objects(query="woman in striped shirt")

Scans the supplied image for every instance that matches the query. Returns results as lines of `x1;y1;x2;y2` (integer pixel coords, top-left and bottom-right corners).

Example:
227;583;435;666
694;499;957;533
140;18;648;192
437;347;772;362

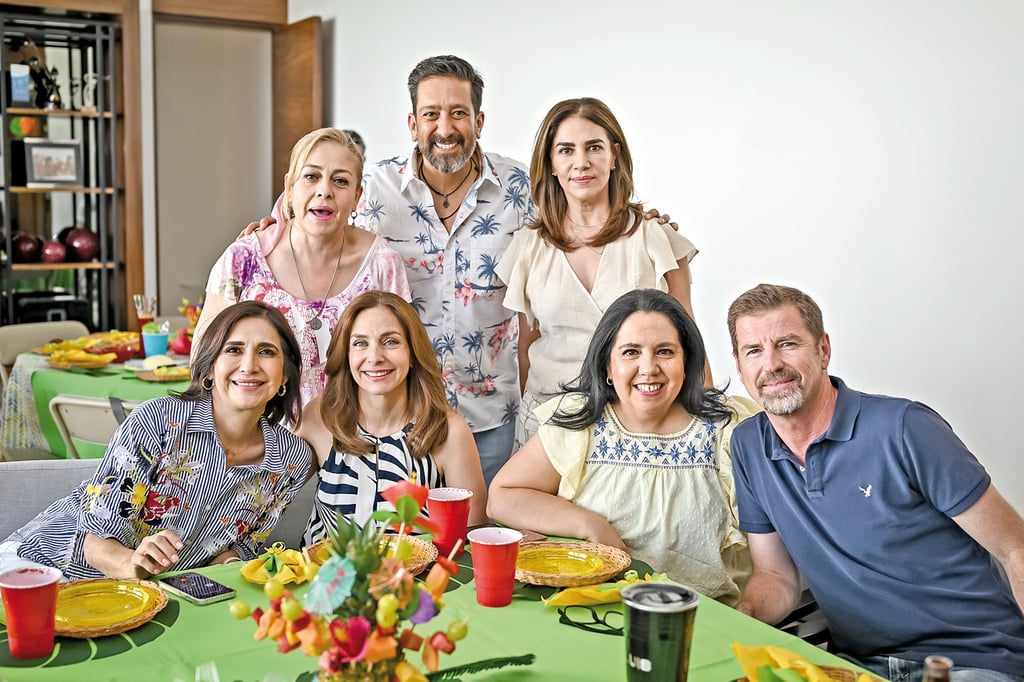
299;291;487;545
4;301;314;580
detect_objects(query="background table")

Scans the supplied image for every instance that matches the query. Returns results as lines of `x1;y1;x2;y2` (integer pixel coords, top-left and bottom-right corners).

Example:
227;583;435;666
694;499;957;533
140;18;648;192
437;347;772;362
0;353;189;459
0;556;862;681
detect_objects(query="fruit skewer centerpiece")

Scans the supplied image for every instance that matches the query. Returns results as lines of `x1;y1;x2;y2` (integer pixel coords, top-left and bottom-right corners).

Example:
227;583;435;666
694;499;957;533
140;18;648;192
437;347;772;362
233;476;533;681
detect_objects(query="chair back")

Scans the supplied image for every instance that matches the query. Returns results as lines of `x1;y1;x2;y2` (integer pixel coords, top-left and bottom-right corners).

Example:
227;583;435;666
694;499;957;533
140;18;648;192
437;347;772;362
0;458;100;540
48;395;140;459
0;320;90;387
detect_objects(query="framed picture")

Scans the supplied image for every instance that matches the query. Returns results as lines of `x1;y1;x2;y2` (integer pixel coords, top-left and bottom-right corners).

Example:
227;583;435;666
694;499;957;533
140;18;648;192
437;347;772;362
16;137;82;187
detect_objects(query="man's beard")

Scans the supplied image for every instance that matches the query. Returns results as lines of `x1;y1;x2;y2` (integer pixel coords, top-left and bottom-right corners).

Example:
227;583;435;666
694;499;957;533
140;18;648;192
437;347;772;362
420;133;477;174
757;370;806;416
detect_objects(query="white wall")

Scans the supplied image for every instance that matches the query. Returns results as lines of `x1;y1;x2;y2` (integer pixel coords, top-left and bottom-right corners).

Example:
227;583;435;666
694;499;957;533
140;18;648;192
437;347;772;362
152;22;273;310
288;0;1024;512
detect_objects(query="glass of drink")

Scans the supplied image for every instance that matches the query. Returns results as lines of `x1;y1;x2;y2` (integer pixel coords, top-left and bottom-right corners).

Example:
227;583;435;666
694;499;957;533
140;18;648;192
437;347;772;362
0;565;63;660
133;294;157;328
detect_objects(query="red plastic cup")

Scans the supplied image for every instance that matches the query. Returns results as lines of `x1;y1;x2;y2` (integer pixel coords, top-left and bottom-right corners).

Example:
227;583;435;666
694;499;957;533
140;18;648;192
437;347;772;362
0;565;62;659
427;487;474;558
468;527;522;607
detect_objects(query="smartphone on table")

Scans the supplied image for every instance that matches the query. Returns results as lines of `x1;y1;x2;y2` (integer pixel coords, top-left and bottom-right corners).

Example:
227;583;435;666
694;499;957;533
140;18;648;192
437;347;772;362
159;572;236;605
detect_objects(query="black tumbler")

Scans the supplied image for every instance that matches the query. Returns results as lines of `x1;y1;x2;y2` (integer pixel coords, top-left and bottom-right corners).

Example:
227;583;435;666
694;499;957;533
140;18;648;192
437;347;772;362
622;583;699;681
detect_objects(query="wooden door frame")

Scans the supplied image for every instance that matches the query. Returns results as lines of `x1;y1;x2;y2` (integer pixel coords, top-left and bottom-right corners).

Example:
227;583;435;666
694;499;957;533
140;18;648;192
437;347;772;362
4;0;142;326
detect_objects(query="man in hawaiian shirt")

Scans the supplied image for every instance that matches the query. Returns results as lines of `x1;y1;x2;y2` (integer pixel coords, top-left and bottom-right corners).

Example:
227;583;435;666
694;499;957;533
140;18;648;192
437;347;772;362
354;55;533;485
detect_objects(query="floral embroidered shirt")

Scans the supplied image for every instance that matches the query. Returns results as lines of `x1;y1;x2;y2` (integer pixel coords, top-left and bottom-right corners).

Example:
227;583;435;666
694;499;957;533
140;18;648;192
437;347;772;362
9;395;313;580
355;149;535;431
205;233;410;407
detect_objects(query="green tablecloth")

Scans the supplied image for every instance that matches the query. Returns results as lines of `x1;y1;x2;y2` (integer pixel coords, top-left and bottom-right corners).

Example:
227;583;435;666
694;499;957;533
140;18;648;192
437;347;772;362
31;363;188;459
0;559;862;681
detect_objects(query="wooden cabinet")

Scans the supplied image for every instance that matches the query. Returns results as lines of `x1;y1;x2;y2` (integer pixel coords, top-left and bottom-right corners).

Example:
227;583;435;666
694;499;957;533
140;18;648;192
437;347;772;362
1;8;125;330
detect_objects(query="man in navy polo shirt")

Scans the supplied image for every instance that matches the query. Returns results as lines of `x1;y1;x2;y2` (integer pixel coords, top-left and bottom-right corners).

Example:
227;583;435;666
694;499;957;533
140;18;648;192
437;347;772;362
727;283;1024;682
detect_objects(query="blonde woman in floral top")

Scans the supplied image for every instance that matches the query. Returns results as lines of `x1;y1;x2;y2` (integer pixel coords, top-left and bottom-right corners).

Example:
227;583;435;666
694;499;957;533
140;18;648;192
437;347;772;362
195;128;410;408
3;302;314;580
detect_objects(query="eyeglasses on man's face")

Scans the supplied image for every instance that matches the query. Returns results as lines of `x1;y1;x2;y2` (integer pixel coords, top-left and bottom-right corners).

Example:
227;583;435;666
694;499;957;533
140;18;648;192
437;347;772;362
557;605;624;636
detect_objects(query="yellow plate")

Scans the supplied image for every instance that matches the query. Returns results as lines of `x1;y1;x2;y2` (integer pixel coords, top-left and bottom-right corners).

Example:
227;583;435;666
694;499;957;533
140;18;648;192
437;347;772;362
137;367;191;382
55;578;168;638
515;541;631;587
518;547;606;576
304;535;438;577
47;356;117;370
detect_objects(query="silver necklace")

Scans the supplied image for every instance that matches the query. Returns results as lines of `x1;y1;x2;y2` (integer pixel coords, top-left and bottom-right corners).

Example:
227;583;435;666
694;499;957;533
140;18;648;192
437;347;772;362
566;216;609;256
288;225;345;330
567;215;609;230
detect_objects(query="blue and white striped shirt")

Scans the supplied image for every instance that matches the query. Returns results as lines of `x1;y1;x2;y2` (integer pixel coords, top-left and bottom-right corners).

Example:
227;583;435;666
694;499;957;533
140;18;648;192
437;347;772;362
10;395;313;579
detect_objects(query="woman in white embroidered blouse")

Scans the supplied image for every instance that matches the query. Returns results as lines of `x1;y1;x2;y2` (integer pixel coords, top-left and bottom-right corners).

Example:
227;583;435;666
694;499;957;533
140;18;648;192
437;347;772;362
488;289;756;604
495;98;711;449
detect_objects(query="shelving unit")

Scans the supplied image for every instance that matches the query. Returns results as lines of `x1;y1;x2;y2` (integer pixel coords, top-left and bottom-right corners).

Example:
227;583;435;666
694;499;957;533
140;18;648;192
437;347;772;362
0;9;124;330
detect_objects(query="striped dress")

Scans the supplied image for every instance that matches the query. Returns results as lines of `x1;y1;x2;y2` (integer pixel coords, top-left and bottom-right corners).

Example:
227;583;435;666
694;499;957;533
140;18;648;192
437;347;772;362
301;424;443;546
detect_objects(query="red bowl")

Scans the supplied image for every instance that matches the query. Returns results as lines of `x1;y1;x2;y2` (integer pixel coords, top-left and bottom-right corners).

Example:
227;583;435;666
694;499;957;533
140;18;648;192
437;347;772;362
89;345;141;363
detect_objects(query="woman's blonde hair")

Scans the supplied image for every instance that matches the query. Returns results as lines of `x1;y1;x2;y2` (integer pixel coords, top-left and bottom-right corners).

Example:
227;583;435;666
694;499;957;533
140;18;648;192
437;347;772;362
528;97;643;251
320;291;451;458
282;128;364;220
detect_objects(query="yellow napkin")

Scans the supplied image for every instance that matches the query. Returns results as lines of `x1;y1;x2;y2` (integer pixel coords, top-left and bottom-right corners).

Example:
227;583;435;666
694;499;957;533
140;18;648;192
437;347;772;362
731;643;876;682
240;543;310;585
541;570;672;606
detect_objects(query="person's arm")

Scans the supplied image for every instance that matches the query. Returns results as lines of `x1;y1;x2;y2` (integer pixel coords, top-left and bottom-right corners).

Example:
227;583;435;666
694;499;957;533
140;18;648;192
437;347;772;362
735;531;802;624
516;313;541;394
296;396;332;471
83;530;183;579
952;484;1024;611
663;260;713;386
189;292;230;362
432;412;489;525
487;435;626;549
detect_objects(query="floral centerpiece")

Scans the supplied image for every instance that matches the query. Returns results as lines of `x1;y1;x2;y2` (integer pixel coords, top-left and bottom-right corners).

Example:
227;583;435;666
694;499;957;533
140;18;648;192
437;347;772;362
232;477;532;681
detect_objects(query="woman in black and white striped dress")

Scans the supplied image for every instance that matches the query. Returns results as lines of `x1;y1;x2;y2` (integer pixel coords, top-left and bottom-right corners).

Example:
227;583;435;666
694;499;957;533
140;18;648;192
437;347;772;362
299;291;488;546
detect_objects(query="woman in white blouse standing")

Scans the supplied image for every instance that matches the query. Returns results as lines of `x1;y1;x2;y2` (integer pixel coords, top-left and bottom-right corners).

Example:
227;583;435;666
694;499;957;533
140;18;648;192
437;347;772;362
496;98;709;448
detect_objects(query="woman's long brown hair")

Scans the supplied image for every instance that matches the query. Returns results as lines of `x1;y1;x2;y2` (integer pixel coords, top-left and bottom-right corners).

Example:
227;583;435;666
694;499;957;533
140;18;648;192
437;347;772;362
319;291;450;458
528;97;643;251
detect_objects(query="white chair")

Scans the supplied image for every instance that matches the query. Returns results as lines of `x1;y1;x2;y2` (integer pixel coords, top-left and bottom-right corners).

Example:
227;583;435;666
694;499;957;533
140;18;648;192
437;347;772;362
48;395;141;459
0;320;90;388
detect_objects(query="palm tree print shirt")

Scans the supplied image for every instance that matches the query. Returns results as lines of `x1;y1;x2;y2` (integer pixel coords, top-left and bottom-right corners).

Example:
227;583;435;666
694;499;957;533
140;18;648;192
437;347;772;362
355;149;536;432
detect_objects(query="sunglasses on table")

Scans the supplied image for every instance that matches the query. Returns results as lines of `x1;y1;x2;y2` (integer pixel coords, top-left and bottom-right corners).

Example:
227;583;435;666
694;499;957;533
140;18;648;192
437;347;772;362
557;605;624;636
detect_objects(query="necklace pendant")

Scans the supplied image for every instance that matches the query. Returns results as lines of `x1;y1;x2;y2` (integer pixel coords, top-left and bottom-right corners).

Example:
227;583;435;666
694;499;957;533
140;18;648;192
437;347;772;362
309;317;322;330
442;197;449;209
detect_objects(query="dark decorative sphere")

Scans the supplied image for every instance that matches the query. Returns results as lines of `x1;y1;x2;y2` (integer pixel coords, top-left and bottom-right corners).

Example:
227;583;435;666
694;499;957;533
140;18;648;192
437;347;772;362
12;233;42;263
65;228;100;262
57;225;78;244
41;239;67;263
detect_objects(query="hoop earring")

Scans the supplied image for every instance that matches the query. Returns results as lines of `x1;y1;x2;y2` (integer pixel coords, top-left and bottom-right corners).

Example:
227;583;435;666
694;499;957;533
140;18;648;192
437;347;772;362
606;377;613;386
277;383;287;397
202;377;214;391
